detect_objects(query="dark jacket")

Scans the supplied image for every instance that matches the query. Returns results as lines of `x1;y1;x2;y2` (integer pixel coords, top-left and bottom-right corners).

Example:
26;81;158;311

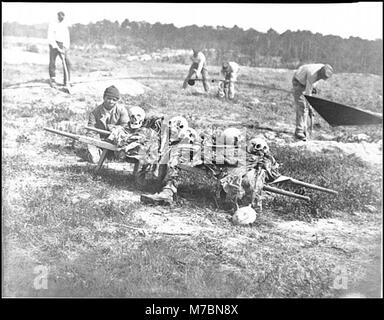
88;103;129;138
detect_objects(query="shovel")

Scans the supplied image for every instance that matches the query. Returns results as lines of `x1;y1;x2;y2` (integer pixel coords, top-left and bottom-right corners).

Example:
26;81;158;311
308;106;314;136
187;78;223;86
58;51;71;94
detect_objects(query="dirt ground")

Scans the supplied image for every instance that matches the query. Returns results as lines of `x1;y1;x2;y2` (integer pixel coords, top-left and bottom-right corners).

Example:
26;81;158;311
2;37;382;298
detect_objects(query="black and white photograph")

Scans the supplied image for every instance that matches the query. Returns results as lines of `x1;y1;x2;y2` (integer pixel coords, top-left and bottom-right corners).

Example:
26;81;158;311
2;2;382;301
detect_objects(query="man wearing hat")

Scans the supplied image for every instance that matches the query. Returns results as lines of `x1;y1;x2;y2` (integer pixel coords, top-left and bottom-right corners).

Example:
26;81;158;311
219;61;240;99
182;49;210;92
292;63;334;141
86;86;129;163
47;11;71;87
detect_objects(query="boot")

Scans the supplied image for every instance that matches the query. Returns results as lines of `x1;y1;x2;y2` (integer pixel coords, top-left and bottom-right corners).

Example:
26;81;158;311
49;78;57;88
252;197;263;214
294;131;307;141
140;184;177;205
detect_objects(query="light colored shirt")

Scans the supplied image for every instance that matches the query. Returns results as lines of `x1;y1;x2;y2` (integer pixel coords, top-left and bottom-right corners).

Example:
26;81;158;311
47;20;70;49
191;52;206;74
221;61;240;80
293;64;325;95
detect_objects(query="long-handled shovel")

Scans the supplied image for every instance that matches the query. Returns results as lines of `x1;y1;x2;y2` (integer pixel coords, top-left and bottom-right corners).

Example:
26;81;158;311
308;106;314;137
58;51;71;94
187;78;227;86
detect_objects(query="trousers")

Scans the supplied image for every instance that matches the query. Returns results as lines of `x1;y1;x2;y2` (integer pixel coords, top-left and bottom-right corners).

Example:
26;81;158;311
292;77;311;135
49;41;71;85
183;63;209;92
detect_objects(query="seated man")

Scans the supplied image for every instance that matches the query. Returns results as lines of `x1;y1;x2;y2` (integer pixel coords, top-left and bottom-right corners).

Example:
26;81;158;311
86;85;129;163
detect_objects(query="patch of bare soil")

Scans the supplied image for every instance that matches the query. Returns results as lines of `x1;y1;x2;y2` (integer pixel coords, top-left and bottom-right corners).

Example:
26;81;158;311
289;140;382;166
70;78;151;96
3;48;48;65
275;211;382;297
250;121;382;166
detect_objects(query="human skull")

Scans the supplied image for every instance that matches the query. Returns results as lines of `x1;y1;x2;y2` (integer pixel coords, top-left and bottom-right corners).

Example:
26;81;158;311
128;106;146;129
179;127;199;144
220;127;243;146
247;136;269;155
232;205;257;225
168;116;188;142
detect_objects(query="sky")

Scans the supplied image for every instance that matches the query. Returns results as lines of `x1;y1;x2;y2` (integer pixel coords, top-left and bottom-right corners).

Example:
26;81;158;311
2;2;383;41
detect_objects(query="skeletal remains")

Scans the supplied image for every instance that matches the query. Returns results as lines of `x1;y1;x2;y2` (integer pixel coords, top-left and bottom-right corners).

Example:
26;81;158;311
168;116;189;142
232;204;257;225
44;111;338;225
247;136;270;155
128;106;146;129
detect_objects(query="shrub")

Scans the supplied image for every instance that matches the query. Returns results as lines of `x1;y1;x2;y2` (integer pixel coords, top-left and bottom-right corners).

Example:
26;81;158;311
268;145;382;220
25;44;39;53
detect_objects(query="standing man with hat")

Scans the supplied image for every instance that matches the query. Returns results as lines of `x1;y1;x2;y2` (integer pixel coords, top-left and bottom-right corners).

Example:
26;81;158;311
86;86;129;163
47;11;71;88
292;63;334;141
182;49;210;93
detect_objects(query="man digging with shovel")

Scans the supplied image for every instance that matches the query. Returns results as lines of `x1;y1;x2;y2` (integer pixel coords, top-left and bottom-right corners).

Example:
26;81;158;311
292;63;334;141
47;11;71;93
182;48;210;93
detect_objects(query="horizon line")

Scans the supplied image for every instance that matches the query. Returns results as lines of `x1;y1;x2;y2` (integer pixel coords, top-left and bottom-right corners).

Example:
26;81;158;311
3;19;382;42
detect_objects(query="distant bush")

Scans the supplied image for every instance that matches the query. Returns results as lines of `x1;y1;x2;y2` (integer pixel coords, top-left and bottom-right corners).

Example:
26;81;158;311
25;44;39;53
3;20;382;74
161;55;190;65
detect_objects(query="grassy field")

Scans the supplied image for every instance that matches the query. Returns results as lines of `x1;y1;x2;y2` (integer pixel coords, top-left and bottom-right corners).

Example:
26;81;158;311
2;38;382;298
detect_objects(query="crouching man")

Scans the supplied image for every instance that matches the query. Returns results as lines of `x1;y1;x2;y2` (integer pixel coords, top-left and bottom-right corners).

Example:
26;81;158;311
182;49;210;93
218;61;239;99
86;85;129;163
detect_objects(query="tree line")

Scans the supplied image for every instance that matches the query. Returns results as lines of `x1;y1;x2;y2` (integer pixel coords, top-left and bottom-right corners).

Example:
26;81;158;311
3;19;383;75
